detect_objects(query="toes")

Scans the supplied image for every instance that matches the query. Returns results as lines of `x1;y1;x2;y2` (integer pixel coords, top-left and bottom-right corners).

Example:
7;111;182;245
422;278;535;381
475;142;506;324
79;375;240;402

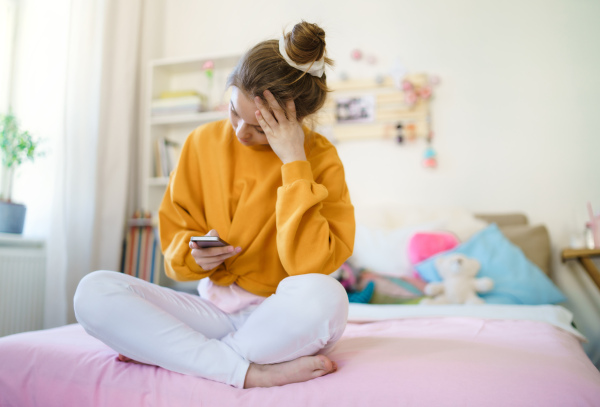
117;354;130;362
313;355;336;376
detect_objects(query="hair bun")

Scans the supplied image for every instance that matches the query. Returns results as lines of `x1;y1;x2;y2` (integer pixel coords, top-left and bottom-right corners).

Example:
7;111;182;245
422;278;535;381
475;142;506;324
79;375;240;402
284;21;329;66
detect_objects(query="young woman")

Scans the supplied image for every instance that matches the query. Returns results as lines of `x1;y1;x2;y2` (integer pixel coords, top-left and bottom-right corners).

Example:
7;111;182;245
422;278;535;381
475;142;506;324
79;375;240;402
74;21;355;389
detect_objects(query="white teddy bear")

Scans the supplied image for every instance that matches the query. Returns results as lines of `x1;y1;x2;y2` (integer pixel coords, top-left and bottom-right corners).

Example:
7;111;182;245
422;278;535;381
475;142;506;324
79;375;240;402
420;253;494;305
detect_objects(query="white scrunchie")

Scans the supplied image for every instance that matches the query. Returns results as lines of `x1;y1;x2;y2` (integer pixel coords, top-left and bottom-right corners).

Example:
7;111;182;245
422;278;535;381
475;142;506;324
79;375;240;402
278;36;325;78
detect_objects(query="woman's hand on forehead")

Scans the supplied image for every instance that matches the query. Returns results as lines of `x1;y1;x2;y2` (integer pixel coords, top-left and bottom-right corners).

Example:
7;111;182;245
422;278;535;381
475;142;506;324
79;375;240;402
254;90;306;164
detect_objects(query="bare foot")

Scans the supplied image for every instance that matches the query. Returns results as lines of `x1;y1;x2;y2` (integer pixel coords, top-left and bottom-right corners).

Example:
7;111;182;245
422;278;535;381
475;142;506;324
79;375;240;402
244;355;338;388
117;354;152;366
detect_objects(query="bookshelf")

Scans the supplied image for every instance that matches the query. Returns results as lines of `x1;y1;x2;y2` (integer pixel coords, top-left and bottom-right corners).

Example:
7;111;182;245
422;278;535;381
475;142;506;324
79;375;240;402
138;52;241;291
141;52;242;213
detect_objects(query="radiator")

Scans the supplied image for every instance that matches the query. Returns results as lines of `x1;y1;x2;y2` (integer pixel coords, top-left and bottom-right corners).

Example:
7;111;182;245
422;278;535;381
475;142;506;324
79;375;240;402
0;235;46;337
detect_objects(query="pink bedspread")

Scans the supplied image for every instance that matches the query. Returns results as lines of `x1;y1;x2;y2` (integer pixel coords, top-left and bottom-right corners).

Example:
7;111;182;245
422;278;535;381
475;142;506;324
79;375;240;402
1;318;599;407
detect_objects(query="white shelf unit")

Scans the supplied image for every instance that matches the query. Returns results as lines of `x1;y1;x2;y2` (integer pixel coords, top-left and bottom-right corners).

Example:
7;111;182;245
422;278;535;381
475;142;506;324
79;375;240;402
142;53;242;212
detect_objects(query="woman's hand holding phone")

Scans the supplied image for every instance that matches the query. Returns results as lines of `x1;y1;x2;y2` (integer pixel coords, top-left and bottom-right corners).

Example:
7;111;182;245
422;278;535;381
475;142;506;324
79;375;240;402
189;230;242;271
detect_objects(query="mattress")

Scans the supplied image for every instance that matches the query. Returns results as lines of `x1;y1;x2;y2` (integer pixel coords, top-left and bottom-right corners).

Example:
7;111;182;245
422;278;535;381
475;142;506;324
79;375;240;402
1;305;599;407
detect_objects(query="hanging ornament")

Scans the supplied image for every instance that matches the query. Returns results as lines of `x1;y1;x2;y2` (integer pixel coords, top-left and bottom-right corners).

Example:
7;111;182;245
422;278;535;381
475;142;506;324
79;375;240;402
423;130;437;168
423;145;437;168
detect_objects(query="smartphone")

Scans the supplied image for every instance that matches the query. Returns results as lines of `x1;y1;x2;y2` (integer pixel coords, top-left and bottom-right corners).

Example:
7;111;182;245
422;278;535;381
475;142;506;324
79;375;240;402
190;236;231;248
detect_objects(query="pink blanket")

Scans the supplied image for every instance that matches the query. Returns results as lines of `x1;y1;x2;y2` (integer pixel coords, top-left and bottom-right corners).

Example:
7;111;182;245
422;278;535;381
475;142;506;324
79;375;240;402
1;317;599;406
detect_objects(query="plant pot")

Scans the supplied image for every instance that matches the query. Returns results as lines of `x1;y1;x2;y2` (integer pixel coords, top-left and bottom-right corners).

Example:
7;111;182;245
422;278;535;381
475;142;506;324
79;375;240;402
0;201;26;234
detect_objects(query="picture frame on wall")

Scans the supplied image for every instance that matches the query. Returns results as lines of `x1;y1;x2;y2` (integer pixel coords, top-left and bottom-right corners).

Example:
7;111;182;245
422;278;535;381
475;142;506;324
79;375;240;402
335;94;375;123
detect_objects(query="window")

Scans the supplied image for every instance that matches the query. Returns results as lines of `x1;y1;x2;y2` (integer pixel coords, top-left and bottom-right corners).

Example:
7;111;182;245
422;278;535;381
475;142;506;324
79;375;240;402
0;0;17;113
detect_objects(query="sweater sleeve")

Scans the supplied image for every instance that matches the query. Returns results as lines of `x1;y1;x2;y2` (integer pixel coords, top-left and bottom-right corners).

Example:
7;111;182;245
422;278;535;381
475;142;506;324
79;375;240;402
275;154;355;277
158;131;221;282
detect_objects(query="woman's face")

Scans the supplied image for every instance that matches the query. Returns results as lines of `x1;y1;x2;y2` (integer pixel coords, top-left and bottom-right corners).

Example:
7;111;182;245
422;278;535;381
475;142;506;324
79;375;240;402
229;86;269;146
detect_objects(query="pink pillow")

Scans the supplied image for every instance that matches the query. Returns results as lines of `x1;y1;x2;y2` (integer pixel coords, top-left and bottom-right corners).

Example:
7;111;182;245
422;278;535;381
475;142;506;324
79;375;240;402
407;232;460;265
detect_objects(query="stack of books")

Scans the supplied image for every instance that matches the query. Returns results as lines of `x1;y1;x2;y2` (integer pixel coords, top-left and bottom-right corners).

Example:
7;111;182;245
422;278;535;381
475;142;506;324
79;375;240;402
121;211;162;284
151;90;207;116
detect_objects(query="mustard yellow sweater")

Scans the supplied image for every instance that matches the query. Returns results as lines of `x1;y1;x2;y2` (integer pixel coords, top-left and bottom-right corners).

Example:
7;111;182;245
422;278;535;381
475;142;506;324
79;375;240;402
158;119;355;297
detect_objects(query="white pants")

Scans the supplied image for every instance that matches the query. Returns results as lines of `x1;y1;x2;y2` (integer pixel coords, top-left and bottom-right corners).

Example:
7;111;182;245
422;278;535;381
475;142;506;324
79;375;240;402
73;270;348;388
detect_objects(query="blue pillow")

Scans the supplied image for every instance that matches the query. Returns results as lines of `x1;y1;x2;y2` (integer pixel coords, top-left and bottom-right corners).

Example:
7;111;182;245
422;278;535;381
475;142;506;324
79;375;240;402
415;224;566;305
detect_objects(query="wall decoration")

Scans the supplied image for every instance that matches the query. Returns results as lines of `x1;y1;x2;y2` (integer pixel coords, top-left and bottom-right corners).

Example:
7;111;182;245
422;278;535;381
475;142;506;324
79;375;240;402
316;74;438;143
335;95;376;123
350;49;363;61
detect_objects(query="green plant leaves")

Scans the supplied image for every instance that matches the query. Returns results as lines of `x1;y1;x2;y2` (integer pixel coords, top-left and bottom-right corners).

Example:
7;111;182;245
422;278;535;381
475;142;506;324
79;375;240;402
0;112;40;169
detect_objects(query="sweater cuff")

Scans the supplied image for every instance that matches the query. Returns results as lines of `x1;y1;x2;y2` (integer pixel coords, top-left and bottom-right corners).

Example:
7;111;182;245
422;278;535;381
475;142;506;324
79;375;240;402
281;160;314;186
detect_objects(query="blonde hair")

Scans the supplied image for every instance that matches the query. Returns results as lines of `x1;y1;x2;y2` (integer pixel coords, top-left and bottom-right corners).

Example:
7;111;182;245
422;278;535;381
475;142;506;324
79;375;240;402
226;21;334;121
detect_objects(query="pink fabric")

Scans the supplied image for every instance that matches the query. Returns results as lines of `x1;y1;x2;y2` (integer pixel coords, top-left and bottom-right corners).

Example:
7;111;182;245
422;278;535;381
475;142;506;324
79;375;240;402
197;278;266;313
408;231;460;264
2;319;600;407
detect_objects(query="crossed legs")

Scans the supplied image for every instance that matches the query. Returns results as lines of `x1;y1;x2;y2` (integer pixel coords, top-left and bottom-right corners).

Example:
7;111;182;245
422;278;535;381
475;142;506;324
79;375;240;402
74;271;348;388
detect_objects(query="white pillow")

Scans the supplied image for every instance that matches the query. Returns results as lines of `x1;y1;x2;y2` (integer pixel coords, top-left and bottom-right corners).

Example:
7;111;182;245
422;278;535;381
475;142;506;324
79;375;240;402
348;222;442;277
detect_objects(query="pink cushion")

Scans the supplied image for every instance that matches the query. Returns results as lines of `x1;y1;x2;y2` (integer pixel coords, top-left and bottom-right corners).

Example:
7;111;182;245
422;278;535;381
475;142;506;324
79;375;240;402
407;231;459;264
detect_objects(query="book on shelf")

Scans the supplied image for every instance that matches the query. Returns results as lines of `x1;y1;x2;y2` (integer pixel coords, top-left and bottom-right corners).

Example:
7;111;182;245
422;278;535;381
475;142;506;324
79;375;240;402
151;92;208;116
154;137;182;177
120;210;163;284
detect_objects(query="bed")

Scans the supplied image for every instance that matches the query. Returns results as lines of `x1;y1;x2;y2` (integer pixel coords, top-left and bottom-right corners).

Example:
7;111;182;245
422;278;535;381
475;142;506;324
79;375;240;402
1;209;600;406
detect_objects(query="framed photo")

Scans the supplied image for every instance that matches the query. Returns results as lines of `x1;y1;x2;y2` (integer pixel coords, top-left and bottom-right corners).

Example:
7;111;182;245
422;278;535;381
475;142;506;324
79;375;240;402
335;94;376;123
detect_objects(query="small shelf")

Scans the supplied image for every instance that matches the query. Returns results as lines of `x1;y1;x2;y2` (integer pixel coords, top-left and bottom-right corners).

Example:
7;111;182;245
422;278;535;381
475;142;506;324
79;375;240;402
150;110;228;126
142;52;241;214
147;177;170;187
562;248;600;291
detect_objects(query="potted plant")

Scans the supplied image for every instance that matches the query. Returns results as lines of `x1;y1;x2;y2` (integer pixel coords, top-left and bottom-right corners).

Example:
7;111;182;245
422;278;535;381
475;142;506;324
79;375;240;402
0;112;40;234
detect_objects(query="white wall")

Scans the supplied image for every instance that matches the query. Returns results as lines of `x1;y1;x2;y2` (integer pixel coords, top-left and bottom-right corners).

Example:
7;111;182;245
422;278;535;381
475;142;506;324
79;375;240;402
157;0;600;362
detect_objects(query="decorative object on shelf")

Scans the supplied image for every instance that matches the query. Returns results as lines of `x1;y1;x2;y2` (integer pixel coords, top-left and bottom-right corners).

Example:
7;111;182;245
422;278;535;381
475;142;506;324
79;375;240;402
121;210;162;285
401;75;438;108
0;112;42;234
203;60;215;109
395;123;404;144
202;60;214;80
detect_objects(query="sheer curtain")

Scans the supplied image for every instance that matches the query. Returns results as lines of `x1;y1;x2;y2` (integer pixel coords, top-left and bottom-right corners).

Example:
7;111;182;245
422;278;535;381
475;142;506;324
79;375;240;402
11;0;143;327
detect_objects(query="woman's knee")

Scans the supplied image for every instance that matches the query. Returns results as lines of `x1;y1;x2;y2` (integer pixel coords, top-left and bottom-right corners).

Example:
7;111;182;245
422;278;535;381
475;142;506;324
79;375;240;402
277;273;349;326
73;270;126;329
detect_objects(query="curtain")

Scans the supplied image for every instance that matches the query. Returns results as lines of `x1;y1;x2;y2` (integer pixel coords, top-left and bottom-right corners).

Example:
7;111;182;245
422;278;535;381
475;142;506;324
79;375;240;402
11;0;143;328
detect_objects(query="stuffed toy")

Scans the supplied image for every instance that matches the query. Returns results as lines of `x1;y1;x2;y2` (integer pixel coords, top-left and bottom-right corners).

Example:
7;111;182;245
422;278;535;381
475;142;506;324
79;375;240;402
420;253;493;305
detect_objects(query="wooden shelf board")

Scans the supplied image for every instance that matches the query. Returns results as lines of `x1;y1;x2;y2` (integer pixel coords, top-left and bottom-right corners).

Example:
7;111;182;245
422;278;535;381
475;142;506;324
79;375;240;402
150;111;228;126
561;248;600;261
